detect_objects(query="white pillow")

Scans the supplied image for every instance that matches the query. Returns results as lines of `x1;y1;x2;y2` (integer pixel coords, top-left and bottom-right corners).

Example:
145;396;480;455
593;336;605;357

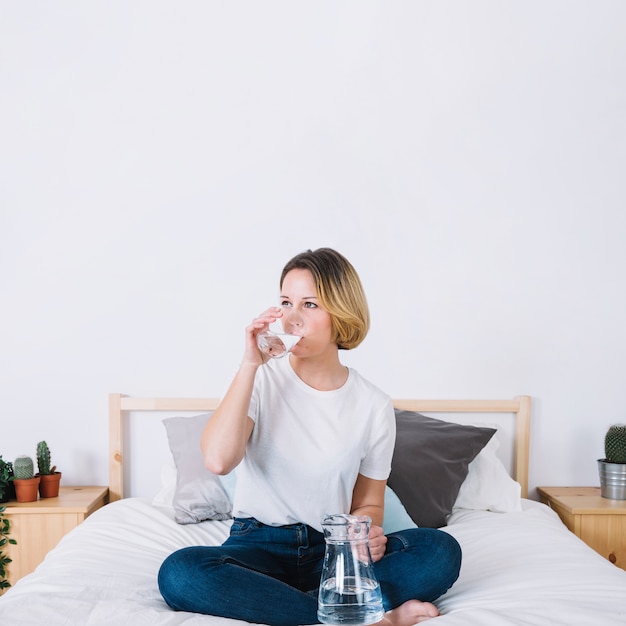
452;435;522;513
152;455;177;507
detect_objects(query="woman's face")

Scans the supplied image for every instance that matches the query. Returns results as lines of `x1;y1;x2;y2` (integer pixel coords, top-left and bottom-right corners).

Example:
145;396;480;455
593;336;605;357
280;269;335;358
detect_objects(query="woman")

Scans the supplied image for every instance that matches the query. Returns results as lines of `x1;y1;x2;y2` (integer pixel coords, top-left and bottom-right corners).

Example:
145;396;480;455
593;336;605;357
158;248;461;626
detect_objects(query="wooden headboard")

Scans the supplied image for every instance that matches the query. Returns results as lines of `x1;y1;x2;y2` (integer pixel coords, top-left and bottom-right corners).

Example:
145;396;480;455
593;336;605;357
109;394;531;502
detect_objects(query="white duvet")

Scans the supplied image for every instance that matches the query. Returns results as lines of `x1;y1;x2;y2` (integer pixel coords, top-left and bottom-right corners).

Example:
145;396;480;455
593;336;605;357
1;498;625;626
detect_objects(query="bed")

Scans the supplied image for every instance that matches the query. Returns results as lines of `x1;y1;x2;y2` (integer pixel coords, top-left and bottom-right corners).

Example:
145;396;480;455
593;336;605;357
1;394;625;625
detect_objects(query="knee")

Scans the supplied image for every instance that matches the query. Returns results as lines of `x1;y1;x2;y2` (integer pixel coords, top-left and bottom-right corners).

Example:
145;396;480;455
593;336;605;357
158;547;199;608
443;531;462;565
388;528;461;580
433;530;462;585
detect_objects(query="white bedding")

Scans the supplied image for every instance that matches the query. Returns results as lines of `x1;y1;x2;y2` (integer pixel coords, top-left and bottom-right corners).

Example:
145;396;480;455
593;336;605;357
1;497;625;625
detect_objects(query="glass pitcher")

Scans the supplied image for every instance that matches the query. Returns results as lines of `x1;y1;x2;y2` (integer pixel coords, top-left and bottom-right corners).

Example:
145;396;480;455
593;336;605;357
317;514;384;625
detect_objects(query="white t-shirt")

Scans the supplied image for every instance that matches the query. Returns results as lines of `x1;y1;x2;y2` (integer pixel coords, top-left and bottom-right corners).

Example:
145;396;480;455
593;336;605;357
232;357;396;532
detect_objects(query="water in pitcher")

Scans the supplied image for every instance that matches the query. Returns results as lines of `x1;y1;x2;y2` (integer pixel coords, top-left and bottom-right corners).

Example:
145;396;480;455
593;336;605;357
317;514;384;625
318;575;384;625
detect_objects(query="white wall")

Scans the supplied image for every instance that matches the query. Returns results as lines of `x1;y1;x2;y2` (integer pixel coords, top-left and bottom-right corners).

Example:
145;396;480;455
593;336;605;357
2;1;625;498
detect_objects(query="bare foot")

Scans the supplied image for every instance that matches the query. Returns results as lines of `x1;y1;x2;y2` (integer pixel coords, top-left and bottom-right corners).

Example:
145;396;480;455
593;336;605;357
379;599;440;626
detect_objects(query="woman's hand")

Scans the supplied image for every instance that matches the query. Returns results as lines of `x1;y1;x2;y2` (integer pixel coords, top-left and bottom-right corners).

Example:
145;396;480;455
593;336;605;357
244;306;282;366
368;524;387;562
350;475;387;562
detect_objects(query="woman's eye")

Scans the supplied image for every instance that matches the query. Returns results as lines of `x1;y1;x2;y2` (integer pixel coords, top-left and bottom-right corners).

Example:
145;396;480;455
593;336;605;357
304;301;317;308
280;300;292;308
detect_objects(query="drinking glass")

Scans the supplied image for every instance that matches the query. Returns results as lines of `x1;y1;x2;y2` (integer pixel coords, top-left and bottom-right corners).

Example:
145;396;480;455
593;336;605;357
256;311;302;359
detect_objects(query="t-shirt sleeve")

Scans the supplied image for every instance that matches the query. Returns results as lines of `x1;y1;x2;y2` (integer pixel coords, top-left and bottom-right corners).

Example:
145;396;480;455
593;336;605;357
358;397;396;480
247;367;264;423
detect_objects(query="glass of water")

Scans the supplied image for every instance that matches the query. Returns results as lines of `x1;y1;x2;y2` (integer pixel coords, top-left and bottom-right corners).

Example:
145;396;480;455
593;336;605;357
256;310;302;359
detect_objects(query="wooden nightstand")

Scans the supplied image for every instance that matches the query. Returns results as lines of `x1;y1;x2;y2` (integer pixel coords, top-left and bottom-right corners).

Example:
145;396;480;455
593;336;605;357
538;486;626;571
3;485;109;587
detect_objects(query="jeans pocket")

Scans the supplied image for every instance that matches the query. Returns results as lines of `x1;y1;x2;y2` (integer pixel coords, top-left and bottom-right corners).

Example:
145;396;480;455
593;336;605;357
229;517;261;537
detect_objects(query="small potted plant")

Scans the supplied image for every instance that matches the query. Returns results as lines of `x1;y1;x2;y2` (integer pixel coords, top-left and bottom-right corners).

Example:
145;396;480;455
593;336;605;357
598;424;626;500
36;441;62;498
12;455;40;503
0;457;15;504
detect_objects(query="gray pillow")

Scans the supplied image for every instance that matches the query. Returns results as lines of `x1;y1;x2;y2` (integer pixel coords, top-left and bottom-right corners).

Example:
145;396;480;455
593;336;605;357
387;410;496;529
163;413;232;524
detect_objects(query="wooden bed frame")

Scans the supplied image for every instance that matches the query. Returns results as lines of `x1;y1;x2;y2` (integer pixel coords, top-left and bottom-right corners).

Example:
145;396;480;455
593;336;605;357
108;394;531;503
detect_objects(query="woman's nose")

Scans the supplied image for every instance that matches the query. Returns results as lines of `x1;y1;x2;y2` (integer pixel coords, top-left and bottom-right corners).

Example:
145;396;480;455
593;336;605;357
283;309;303;332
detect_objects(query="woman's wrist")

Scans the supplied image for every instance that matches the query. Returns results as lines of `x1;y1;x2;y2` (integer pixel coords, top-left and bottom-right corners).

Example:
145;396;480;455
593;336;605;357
238;358;262;375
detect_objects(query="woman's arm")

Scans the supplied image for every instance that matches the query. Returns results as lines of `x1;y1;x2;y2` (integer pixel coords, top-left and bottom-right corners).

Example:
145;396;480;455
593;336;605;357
201;362;257;475
351;473;388;562
201;307;281;475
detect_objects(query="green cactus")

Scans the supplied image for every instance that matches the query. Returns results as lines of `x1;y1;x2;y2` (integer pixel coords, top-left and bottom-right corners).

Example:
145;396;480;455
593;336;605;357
36;441;54;475
13;456;34;480
605;424;626;464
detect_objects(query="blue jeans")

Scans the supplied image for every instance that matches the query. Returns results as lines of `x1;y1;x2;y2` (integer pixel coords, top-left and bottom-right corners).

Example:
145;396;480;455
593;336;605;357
158;518;461;626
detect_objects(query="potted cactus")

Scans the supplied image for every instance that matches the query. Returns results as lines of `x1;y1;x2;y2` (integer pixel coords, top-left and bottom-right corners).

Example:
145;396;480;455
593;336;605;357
36;441;62;498
12;456;40;502
598;424;626;500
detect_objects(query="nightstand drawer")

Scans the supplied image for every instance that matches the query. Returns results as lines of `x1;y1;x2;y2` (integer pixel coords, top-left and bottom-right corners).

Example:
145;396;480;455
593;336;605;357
578;514;626;567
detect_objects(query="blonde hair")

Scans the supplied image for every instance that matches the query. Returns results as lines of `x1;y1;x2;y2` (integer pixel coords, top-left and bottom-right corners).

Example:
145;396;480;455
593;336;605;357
280;248;370;350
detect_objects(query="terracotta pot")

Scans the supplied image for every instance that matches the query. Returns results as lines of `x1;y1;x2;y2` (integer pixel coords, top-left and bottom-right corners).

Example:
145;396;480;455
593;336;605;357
38;472;62;498
13;476;41;502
